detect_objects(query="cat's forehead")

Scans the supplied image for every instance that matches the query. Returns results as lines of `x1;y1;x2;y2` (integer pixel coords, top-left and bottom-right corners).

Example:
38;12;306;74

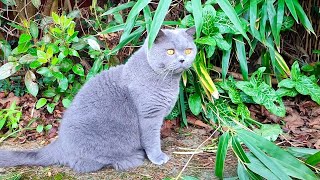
161;29;194;47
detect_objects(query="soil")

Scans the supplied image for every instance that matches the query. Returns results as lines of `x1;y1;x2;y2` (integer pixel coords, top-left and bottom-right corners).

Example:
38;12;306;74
0;126;238;180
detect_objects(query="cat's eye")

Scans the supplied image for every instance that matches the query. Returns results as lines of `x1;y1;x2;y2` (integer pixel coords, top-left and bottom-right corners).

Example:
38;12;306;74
167;49;175;55
185;48;192;55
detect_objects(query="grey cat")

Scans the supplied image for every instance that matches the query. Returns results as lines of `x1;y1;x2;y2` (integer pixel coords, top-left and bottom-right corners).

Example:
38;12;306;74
0;27;197;173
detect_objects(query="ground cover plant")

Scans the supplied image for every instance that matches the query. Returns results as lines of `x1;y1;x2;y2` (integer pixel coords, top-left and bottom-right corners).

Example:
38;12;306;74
0;0;320;179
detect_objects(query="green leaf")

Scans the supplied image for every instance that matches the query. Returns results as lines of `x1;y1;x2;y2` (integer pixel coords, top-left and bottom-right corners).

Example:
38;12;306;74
195;36;216;46
238;129;318;180
245;153;280;180
101;1;136;16
37;50;47;63
188;93;202;116
276;88;298;98
68;48;79;57
36;125;44;133
148;0;172;48
232;137;250;163
72;64;85;76
24;70;39;97
45;124;52;131
221;36;232;80
59;58;73;72
292;0;315;35
278;79;295;89
31;0;40;8
202;4;216;36
30;21;39;38
62;98;72;108
29;60;42;69
216;0;249;41
43;88;56;98
46;103;55;114
253;124;282;142
87;39;100;51
235;36;248;80
18;33;31;44
58;76;68;91
143;5;152;32
181;176;199;180
52;12;60;24
305;151;320;166
19;54;36;64
120;0;150;41
0;62;17;80
285;0;298;22
36;98;47;109
1;0;16;6
287;147;319;159
215;131;231;178
214;34;231;50
191;0;203;39
179;82;187;126
295;76;320;105
36;67;52;77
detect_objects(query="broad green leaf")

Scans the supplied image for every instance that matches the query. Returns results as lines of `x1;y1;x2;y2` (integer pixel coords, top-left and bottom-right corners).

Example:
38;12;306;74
25;70;39;97
72;64;85;76
29;60;42;69
0;41;12;58
148;0;172;48
62;98;72;108
278;79;295;89
19;54;36;64
58;76;68;91
36;98;47;109
43;88;56;98
36;67;52;77
188;93;202;116
202;4;216;36
37;50;47;63
46;103;55;113
191;0;203;39
216;0;249;41
18;33;31;44
214;34;231;50
87;39;100;51
235;36;248;80
59;58;73;72
101;1;136;16
195;36;216;46
36;125;43;133
30;21;39;39
215;131;231;178
295;76;320;105
276;88;298;98
237;163;251;180
0;62;17;80
237;129;318;180
253;124;282;141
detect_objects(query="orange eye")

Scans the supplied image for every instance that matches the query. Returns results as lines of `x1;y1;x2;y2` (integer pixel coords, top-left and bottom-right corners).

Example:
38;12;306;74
167;49;175;55
185;48;192;55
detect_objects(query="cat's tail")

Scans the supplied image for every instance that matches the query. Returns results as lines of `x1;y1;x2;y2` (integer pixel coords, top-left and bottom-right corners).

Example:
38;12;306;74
0;140;62;167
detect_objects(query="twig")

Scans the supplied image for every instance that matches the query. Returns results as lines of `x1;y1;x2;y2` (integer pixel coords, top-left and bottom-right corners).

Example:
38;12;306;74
175;127;220;180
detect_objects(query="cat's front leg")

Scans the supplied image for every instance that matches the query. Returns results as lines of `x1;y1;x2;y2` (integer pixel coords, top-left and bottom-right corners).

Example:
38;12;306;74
139;117;169;165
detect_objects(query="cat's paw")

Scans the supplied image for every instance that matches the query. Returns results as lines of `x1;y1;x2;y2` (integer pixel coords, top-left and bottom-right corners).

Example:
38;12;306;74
148;152;170;165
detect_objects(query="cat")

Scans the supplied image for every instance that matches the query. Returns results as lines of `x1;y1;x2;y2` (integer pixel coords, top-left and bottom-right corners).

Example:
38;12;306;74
0;27;197;173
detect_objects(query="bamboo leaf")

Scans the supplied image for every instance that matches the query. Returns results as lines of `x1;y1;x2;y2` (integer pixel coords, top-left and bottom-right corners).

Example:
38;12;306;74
285;0;298;22
215;131;231;178
221;36;232;80
148;0;172;48
216;0;249;41
101;1;136;16
292;0;315;35
305;151;320;166
235;36;248;80
191;0;203;39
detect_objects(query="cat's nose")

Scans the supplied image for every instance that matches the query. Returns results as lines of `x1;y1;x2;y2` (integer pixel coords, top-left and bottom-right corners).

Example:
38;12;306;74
179;59;185;63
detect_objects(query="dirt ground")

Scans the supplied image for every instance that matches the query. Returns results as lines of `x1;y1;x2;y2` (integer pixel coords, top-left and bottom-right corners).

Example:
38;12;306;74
0;126;238;180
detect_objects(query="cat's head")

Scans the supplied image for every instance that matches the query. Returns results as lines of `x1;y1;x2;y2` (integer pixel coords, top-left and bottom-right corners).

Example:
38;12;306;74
146;28;197;75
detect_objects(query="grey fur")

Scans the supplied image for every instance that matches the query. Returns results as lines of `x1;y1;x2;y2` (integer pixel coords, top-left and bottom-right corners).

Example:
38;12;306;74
0;28;197;173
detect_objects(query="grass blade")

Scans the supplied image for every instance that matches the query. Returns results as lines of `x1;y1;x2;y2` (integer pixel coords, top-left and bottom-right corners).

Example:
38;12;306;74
292;0;315;35
120;0;151;42
215;131;231;178
148;0;172;48
179;81;187;127
285;0;298;22
305;151;320;166
191;0;203;39
249;0;261;40
143;5;152;32
235;36;248;80
101;1;136;16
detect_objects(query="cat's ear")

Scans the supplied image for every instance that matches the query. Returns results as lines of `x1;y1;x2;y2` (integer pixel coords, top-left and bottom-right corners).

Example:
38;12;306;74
155;29;165;43
185;27;196;37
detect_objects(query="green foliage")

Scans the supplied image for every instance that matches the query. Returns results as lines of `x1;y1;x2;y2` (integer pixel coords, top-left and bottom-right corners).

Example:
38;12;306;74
278;61;320;105
0;101;22;131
